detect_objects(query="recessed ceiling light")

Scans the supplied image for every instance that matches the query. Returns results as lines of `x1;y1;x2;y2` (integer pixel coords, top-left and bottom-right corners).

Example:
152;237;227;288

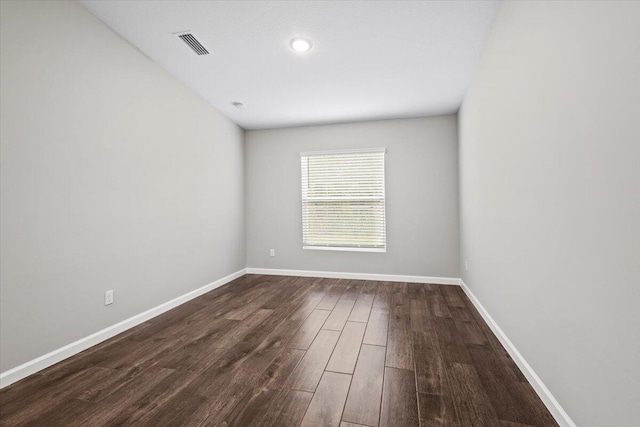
232;102;245;110
290;38;312;53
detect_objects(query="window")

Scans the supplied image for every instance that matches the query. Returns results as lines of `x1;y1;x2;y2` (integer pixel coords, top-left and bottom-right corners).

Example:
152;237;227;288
300;148;386;252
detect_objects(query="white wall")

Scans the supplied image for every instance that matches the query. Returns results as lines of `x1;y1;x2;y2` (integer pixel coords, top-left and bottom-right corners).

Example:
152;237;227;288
459;1;640;425
245;116;460;278
0;0;245;373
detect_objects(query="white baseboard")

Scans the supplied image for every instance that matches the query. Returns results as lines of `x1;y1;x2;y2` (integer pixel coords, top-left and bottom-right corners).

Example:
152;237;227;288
0;267;575;427
458;279;576;427
246;267;460;285
0;268;247;389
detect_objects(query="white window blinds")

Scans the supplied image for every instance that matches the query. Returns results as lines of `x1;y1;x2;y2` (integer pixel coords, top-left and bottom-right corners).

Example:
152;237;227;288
300;148;386;252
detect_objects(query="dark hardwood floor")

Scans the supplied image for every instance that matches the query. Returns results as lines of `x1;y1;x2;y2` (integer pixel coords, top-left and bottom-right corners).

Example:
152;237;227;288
0;275;558;426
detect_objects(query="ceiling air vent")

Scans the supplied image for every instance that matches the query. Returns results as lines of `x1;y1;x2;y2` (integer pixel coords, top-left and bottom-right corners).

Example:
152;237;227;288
176;32;209;56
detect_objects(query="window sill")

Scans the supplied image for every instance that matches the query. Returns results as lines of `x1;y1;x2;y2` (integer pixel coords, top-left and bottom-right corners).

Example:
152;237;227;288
303;245;386;253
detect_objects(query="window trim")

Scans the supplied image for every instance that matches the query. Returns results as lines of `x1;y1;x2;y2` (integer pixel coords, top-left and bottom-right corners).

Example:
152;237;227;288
303;245;386;253
300;147;387;253
299;147;387;157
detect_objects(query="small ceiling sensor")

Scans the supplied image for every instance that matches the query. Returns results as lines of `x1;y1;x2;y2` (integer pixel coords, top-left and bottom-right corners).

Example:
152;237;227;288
290;38;312;53
232;102;245;110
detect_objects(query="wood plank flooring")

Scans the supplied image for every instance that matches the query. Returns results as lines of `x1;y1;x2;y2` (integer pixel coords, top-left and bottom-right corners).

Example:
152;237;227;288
0;275;558;426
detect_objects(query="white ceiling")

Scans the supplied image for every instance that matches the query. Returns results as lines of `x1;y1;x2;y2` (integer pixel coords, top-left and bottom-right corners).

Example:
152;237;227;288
79;1;500;130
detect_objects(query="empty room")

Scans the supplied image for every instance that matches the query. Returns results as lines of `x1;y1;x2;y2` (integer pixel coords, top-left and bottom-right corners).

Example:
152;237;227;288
0;0;638;426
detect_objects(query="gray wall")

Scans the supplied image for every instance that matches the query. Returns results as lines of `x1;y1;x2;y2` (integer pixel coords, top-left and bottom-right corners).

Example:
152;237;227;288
459;1;640;425
245;116;460;278
0;0;245;372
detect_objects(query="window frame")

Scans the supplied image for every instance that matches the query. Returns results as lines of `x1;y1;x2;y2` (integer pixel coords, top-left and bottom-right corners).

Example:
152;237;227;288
300;148;387;253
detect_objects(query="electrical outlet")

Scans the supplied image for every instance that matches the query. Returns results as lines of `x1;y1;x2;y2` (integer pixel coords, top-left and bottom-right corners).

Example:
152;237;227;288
105;290;114;305
270;249;275;257
465;261;468;271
